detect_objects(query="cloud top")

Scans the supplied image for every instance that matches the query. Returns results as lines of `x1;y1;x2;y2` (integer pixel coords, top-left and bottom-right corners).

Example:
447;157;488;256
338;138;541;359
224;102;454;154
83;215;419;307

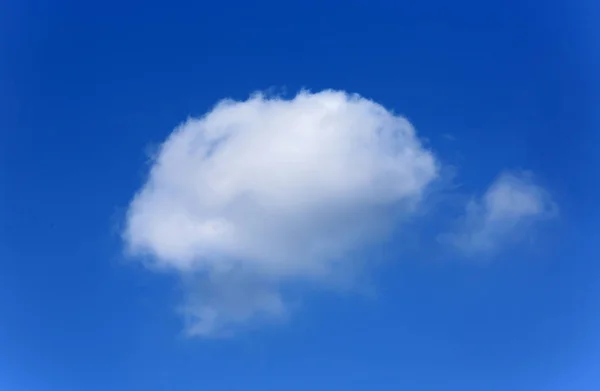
123;90;439;335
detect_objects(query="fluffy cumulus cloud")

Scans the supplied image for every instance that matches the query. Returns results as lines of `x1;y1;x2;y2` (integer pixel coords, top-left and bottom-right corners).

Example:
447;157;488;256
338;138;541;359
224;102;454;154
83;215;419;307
124;90;439;336
440;172;557;256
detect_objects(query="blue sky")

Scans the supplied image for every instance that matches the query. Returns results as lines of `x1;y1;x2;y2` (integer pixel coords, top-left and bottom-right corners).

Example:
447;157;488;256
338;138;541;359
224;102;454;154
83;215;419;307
1;0;599;390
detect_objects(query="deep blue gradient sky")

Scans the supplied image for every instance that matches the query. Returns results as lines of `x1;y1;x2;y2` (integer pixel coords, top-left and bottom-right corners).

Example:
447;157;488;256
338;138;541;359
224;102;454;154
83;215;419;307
1;1;599;390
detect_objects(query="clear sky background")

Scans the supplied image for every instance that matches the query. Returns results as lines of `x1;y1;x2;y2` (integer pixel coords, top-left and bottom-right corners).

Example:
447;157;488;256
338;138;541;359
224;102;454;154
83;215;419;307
1;0;599;390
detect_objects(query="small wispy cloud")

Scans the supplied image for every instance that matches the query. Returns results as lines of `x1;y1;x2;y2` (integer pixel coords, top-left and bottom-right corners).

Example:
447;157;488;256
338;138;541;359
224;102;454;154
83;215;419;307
123;90;439;336
439;172;557;257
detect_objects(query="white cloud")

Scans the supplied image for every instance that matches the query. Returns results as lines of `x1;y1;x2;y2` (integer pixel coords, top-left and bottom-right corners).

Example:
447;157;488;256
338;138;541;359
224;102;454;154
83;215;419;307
440;172;557;256
123;90;439;336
